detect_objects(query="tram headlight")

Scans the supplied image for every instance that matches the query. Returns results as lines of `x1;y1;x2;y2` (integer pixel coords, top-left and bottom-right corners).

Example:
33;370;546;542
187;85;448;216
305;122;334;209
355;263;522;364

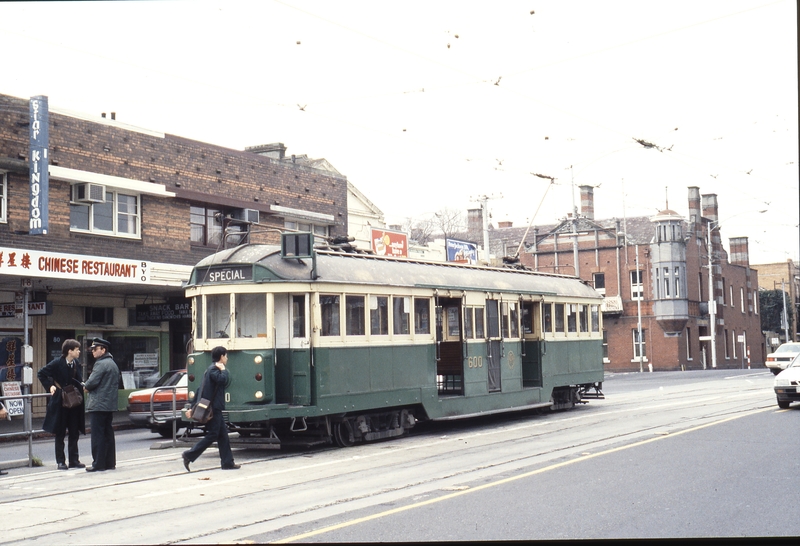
187;356;195;366
254;355;263;364
189;390;195;400
255;391;263;399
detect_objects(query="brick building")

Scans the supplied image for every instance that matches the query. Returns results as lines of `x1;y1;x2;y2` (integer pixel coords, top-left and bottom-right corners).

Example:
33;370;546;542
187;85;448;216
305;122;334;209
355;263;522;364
1;93;348;412
488;186;765;372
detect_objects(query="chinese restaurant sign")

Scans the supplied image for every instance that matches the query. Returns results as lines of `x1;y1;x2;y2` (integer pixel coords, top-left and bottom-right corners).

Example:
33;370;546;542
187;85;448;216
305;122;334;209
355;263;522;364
0;247;150;284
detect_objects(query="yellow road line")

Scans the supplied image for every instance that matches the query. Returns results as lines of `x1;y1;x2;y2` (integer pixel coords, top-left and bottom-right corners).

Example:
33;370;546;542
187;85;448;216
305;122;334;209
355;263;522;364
273;406;774;543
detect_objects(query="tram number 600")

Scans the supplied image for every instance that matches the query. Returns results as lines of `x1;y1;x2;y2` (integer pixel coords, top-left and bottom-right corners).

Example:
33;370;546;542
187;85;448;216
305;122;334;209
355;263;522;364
467;356;483;368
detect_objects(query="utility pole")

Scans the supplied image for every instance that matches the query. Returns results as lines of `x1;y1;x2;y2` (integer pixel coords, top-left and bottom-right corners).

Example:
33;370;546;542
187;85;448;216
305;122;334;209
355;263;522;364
707;222;717;368
470;194;502;265
570;166;579;277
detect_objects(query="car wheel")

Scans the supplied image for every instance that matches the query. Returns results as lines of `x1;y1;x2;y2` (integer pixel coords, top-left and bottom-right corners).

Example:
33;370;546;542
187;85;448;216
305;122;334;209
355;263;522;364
777;398;790;409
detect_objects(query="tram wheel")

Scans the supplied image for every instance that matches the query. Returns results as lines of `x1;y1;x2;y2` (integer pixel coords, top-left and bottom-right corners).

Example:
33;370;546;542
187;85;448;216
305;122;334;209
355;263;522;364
333;419;355;447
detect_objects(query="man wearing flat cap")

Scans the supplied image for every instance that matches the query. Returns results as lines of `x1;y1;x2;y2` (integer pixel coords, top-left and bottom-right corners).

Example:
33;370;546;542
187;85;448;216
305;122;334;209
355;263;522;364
83;338;120;472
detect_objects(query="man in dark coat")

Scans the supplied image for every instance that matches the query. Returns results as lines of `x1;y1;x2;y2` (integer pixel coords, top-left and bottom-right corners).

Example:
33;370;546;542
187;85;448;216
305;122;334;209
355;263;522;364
83;337;120;472
38;338;86;470
182;346;240;471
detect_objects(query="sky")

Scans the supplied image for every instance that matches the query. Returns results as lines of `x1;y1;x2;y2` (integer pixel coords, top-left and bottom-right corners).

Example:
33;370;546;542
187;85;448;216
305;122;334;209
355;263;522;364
2;0;797;265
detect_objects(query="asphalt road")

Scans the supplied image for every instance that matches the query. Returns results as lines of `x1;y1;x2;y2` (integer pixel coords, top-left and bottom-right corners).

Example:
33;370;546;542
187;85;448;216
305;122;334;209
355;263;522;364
0;369;795;544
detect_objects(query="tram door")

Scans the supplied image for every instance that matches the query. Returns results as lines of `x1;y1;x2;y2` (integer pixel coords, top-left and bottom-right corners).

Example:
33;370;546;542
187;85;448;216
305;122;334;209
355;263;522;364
521;300;543;387
274;293;311;405
435;297;464;395
485;299;502;392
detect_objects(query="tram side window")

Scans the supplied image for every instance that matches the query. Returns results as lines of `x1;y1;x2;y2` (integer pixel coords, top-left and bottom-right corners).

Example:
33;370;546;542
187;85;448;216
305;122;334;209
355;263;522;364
346;295;366;336
475;307;485;338
501;302;510;338
320;295;341;336
543;303;552;334
554;304;565;333
591;304;600;332
292;295;306;338
510;302;519;338
579;304;589;333
393;296;410;335
207;294;231;339
464;307;474;339
370;296;389;336
521;302;533;335
414;298;431;334
235;293;267;338
567;304;577;333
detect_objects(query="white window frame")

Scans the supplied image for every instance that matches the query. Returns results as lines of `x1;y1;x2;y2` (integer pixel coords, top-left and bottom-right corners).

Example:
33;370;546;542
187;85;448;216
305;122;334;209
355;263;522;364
630;270;644;301
632;328;647;361
284;220;329;238
70;188;141;238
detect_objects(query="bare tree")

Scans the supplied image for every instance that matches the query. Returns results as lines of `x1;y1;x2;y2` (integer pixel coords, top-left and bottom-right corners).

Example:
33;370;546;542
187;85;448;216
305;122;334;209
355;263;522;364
403;215;437;245
434;207;466;240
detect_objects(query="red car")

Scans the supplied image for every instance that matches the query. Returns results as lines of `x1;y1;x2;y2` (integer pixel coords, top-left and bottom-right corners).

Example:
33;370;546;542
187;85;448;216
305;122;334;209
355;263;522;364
126;370;187;437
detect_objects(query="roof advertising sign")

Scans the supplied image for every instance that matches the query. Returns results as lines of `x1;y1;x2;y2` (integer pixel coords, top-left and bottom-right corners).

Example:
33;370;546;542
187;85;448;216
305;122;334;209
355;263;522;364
446;238;478;264
371;228;407;257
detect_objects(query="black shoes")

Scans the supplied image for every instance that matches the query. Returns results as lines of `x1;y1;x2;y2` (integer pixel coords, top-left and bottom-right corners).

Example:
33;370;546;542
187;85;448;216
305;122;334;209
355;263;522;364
0;470;7;476
69;462;86;469
85;466;104;472
57;463;69;470
182;453;191;472
222;463;241;470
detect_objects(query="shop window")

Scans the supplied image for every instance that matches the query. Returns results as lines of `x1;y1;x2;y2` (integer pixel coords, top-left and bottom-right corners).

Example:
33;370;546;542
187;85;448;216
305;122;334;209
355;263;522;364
106;335;160;390
85;307;113;325
70;189;140;238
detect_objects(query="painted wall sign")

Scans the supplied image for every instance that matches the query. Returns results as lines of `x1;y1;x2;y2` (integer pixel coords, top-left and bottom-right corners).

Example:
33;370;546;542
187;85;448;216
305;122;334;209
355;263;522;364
136;301;191;322
29;96;50;235
446;238;478;264
370;228;408;257
0;301;52;318
0;247;150;284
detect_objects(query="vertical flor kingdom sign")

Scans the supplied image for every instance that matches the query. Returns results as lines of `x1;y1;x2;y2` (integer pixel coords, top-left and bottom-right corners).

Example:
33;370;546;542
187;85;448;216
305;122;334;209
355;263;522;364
29;95;49;235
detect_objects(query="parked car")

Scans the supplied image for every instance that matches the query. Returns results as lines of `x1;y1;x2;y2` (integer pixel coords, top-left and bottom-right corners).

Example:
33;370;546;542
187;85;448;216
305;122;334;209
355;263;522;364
765;342;800;375
126;370;187;437
774;354;800;409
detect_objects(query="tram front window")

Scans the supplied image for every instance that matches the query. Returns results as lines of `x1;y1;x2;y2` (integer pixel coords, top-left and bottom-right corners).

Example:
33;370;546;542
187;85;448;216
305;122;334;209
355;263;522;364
235;293;267;338
207;294;231;338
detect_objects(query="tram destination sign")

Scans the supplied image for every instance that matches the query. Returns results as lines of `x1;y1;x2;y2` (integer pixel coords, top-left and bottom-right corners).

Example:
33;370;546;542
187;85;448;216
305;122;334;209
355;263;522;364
135;302;191;322
196;266;253;284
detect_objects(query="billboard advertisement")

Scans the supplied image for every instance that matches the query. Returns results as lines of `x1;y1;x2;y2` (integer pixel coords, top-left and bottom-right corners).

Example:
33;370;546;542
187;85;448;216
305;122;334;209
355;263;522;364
371;228;408;257
446;238;478;264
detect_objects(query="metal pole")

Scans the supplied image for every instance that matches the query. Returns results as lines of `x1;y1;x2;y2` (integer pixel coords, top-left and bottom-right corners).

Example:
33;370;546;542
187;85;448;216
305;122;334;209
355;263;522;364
708;224;717;368
781;279;789;343
635;245;644;373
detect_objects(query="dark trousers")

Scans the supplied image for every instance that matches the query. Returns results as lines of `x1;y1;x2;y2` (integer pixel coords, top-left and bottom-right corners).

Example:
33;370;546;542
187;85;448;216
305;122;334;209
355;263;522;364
90;411;116;470
184;411;234;468
54;407;82;465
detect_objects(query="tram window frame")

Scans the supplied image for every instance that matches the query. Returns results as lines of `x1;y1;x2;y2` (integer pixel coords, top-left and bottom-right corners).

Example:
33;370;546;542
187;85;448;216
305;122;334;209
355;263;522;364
207;294;232;339
446;306;460;338
543;303;553;334
591;304;600;332
370;295;389;336
501;302;510;339
521;302;534;335
579;304;589;333
194;296;203;339
292;295;306;338
320;294;341;336
509;301;519;338
235;293;267;338
393;296;410;335
414;297;431;335
345;295;366;336
464;307;474;339
554;304;565;334
474;307;485;339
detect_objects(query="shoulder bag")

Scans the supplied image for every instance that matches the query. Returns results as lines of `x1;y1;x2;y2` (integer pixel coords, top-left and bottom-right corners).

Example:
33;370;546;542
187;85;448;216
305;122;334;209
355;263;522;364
54;380;83;409
186;369;217;424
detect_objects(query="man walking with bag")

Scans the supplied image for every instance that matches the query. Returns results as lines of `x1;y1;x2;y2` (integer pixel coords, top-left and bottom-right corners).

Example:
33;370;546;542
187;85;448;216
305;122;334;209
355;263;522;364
83;337;120;472
38;339;86;470
182;346;240;471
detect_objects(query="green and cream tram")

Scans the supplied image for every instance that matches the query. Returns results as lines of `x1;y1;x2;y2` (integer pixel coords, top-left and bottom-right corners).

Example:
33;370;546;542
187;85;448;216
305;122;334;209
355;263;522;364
184;233;604;447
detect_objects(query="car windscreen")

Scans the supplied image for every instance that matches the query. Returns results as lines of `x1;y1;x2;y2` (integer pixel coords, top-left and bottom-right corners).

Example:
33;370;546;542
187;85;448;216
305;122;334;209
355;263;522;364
154;371;184;388
775;344;800;353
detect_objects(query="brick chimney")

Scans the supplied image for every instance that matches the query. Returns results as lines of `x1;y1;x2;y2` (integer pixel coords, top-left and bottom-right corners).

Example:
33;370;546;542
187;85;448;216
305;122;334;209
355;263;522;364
729;237;750;266
467;208;483;237
701;193;718;224
497;220;513;228
579;185;594;220
245;142;286;160
688;186;701;224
